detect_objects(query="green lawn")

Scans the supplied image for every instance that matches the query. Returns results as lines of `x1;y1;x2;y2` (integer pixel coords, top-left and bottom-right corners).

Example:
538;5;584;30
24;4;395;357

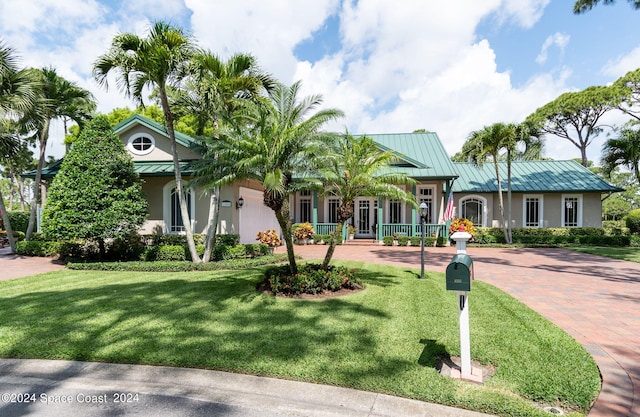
0;262;599;417
568;245;640;262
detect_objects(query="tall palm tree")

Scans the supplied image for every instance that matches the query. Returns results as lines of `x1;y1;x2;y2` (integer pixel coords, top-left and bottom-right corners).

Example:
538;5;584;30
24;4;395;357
602;125;640;185
25;67;96;240
213;81;344;274
317;133;416;269
93;21;201;261
0;40;39;252
183;51;275;262
462;123;517;243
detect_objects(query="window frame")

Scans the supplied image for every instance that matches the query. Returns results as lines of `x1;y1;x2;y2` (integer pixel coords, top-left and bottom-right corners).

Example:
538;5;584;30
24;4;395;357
458;195;487;227
561;194;583;228
523;194;544;228
127;133;156;156
163;182;195;234
416;185;436;224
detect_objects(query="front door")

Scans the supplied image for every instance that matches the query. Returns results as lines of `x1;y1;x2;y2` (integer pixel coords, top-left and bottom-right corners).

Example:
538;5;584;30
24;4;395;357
355;198;375;238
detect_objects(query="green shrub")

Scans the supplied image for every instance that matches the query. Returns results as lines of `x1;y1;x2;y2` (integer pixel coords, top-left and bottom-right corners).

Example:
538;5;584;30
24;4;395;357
212;244;232;261
218;234;240;246
228;244;247;259
631;235;640;247
326;234;343;245
313;234;329;244
409;236;421;246
397;235;409;246
7;211;30;233
435;236;447;247
156;245;186;261
264;263;361;296
382;236;394;246
16;240;61;257
625;209;640;234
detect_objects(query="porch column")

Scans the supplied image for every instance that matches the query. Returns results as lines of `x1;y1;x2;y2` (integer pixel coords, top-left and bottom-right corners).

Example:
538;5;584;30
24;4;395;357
312;190;318;230
411;184;417;235
377;197;383;241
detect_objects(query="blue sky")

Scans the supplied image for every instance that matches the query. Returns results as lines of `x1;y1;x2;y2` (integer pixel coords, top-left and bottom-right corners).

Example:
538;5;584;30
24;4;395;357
1;0;639;163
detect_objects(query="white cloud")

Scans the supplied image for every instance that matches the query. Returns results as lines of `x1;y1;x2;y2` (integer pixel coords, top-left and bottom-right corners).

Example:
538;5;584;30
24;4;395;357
536;32;570;65
602;45;640;79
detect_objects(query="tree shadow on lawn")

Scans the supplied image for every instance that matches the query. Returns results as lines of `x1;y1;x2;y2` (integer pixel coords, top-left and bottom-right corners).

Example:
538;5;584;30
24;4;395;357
0;268;417;383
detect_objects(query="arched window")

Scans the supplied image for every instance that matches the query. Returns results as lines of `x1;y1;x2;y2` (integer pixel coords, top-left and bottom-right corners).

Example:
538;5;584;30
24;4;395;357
163;182;194;233
127;133;155;155
459;196;486;227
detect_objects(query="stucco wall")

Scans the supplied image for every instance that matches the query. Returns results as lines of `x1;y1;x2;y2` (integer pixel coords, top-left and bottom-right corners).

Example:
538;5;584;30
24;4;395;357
120;125;201;161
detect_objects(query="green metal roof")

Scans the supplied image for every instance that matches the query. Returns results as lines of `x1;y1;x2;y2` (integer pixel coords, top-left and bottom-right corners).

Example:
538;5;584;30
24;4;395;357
114;114;198;150
366;132;459;179
133;160;197;176
452;160;623;193
23;160;198;179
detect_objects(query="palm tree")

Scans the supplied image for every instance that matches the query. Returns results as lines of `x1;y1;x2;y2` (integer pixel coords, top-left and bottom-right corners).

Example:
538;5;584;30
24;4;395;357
213;81;344;274
462;123;517;243
93;21;201;261
602;126;640;185
317;133;416;269
25;67;96;240
177;51;274;262
0;40;39;252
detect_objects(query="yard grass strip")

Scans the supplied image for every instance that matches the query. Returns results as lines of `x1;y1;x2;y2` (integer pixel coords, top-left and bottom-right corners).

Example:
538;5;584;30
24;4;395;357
0;262;599;417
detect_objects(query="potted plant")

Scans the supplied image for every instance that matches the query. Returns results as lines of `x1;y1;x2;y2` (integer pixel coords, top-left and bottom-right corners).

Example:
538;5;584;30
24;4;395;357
256;229;282;254
347;224;357;240
294;222;315;245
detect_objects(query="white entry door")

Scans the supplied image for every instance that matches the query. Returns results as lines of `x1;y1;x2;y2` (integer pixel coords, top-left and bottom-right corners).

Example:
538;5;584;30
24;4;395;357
355;198;375;238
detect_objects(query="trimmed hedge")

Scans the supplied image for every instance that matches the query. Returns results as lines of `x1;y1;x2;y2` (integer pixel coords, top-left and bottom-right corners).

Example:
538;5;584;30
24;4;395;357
67;254;288;272
474;227;630;246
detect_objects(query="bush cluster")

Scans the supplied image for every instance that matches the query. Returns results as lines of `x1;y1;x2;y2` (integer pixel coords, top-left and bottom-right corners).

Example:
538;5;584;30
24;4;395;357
15;233;268;263
68;254;288;272
626;209;640;235
474;227;631;246
264;263;361;296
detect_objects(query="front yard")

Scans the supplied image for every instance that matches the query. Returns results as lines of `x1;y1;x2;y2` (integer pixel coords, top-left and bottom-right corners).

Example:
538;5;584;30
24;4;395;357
0;261;599;417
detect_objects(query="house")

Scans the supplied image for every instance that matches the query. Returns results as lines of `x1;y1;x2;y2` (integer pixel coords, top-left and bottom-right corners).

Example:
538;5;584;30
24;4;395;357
31;114;622;242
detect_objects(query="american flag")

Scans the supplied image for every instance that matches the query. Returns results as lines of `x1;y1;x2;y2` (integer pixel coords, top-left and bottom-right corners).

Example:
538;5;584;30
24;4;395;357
443;189;455;221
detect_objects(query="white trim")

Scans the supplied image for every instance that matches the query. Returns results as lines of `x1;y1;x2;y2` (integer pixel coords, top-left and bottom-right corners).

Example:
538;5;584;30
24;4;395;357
416;185;436;224
127;132;156;156
296;192;312;223
458;195;487;227
385;199;405;224
523;194;544;228
324;197;341;223
162;181;195;234
561;194;583;227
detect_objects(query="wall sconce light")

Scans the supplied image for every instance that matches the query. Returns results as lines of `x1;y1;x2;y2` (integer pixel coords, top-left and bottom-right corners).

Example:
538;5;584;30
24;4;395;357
236;196;245;209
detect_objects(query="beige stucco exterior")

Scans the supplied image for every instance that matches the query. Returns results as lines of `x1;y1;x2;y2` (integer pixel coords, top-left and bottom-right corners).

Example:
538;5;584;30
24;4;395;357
453;192;603;228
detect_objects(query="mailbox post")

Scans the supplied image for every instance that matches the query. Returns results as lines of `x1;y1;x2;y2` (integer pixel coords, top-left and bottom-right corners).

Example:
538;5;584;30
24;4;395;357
447;231;473;377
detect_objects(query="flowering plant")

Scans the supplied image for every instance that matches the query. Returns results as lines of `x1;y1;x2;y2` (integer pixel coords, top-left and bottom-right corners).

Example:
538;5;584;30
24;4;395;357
347;224;357;234
449;218;476;237
256;229;282;247
294;222;315;240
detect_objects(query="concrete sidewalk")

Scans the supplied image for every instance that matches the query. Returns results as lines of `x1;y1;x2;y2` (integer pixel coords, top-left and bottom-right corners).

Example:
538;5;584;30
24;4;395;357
0;358;492;417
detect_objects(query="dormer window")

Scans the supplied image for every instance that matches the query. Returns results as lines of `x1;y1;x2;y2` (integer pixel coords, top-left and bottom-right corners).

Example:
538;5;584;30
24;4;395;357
127;133;155;155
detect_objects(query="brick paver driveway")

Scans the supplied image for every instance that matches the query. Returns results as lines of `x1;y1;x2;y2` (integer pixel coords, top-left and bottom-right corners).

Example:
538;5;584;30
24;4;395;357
290;244;640;417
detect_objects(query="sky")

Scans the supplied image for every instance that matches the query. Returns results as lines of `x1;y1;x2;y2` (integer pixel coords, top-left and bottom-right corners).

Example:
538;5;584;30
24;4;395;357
1;0;640;164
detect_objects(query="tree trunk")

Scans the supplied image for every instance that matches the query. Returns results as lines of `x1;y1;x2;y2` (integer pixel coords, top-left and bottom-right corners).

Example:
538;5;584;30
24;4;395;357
26;119;50;240
506;153;513;244
159;89;201;262
202;188;220;263
274;199;296;275
321;221;344;270
0;190;17;253
493;161;509;244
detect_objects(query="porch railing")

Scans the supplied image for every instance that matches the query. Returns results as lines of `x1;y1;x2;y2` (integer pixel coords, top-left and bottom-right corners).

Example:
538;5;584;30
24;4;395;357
381;223;448;238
